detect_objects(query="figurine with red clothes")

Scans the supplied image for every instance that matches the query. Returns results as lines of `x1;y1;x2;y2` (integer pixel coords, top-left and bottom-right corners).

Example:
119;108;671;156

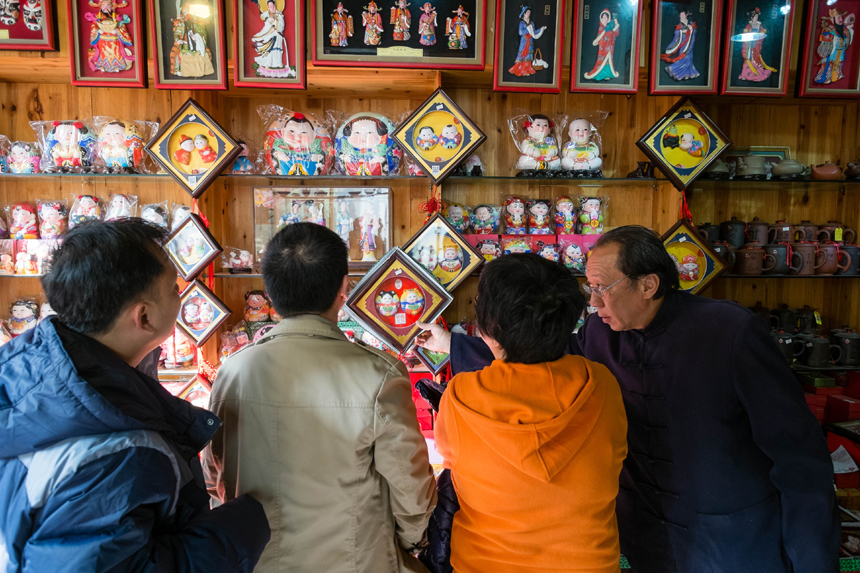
679;254;699;281
503;196;528;235
8;299;39;337
583;9;621;82
70;195;102;229
195;134;217;166
244;290;272;323
9;203;39;239
174;135;193;166
527;199;552;235
554;196;576;235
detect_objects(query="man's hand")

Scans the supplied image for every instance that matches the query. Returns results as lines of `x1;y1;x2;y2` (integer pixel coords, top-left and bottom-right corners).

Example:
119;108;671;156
416;321;452;354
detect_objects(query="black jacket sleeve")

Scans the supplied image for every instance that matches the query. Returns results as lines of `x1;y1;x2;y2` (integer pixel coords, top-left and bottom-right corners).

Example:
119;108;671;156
449;333;495;375
418;469;459;573
732;314;839;573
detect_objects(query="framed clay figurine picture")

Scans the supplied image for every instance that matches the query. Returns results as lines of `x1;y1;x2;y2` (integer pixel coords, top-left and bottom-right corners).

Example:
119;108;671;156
721;0;796;96
176;280;232;346
177;376;212;409
148;0;228;90
635;97;732;192
402;213;484;292
145;98;241;198
0;0;56;51
233;0;305;88
797;0;860;98
662;218;728;295
310;0;487;70
345;247;453;354
165;212;223;281
68;0;146;87
649;0;722;95
414;344;450;375
392;88;486;185
492;0;565;93
569;0;644;93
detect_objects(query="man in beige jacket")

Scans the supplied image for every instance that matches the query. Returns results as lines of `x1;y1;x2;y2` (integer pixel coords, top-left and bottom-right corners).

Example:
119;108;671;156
203;223;437;573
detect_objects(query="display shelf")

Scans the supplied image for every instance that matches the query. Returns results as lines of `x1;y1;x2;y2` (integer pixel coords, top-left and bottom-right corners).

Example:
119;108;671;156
723;274;860;279
791;364;858;372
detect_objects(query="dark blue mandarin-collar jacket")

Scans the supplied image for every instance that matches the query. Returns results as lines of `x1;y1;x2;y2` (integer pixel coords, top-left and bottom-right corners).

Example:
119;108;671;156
451;289;839;573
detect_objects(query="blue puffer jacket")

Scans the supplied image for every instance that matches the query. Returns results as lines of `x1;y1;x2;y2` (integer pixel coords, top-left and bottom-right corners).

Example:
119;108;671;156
0;318;271;572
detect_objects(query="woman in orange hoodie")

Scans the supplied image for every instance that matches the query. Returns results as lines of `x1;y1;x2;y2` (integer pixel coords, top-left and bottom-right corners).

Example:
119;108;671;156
434;254;628;573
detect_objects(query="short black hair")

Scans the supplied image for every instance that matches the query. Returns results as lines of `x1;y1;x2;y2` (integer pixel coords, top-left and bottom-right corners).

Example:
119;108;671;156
262;223;348;318
42;218;169;334
476;254;585;364
595;225;680;298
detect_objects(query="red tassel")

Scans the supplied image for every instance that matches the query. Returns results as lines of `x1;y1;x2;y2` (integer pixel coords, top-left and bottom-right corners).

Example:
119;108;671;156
679;193;693;222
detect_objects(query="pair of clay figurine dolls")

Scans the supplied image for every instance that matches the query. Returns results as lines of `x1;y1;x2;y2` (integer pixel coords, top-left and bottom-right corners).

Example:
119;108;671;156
515;115;603;178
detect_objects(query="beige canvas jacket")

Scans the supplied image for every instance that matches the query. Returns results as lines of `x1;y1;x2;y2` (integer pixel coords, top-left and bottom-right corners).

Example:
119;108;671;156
203;314;437;573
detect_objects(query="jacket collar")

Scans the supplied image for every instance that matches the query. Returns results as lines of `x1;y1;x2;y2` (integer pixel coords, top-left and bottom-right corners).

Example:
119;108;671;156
261;314;348;343
634;289;681;340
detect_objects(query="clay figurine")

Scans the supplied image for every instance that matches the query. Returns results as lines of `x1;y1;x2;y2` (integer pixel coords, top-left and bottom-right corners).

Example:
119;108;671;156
515;114;560;174
438;238;463;273
418;2;437;45
446;5;471;49
562;243;585;272
578;196;604;235
662;124;703;157
554;196;577;235
22;0;41;31
626;161;656;179
264;111;334;176
391;0;411;41
415;245;437;271
476;239;501;261
142;204;168;228
330;3;354;46
8;142;41;174
229;141;254;174
38;201;67;239
583;9;620;82
44;121;97;172
69;194;102;228
536;242;559;262
443;203;470;233
0;254;14;275
39;301;56;321
400;288;425;317
306;200;326;226
416;126;438;151
251;0;295;79
335;113;401;176
105;194;134;221
438;125;462;150
470;204;499;234
362;1;383;46
335;199;353;249
375;290;400;317
278;200;302;229
561;118;602;177
97;121;145;173
9;203;39;239
8;299;39;337
359;201;380;261
503;196;528;235
244;290;271;323
527;199;552;235
508;6;547;77
503;237;531;254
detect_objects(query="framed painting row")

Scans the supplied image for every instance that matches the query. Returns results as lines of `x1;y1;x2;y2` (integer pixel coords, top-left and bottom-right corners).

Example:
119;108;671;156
3;0;858;98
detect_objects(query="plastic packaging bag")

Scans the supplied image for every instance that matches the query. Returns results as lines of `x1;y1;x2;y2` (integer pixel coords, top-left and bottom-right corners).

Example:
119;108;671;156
69;194;103;229
534;241;559;262
7;141;41;174
502;196;528;235
0;134;9;173
508;112;565;175
244;290;271;323
475;238;501;261
92;117;159;174
0;240;14;275
258;105;335;176
561;111;607;177
221;246;255;273
332;111;402;176
502;236;532;255
577;195;608;235
470;204;499;234
7;297;39;337
6;202;39;239
39;298;57;322
36;199;68;239
0;322;12;347
443;202;471;234
105;193;138;221
559;235;595;274
554;195;577;235
30;119;98;173
0;215;7;240
527;199;553;235
16;239;58;275
141;201;169;229
452;153;483;177
228;138;258;174
171;203;192;231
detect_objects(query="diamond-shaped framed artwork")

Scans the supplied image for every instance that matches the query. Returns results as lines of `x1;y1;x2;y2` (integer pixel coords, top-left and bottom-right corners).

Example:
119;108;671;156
661;218;728;295
636;97;732;192
346;247;453;354
403;213;484;292
392;88;486;185
415;345;451;376
165;213;223;282
176;280;232;346
145;98;240;198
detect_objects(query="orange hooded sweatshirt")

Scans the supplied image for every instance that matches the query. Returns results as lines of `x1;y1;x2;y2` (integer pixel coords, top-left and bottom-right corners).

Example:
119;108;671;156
435;355;628;573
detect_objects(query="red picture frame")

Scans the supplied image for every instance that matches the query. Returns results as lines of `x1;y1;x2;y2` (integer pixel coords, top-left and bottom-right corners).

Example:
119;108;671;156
720;0;795;96
148;0;228;90
649;0;722;95
68;0;146;88
309;0;487;70
492;0;565;94
233;0;305;89
569;0;644;94
0;0;56;51
797;0;860;98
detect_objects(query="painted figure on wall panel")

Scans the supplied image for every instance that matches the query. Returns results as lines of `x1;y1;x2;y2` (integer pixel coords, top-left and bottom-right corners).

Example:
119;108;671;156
169;1;216;77
87;0;135;73
814;6;856;85
508;5;547;76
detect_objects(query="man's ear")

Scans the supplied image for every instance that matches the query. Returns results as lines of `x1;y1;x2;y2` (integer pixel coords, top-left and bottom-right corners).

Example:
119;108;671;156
639;274;661;300
129;300;156;335
339;275;350;301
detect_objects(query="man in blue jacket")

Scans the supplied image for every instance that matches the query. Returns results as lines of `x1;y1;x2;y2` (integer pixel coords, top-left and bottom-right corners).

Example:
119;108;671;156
418;225;838;573
0;219;270;572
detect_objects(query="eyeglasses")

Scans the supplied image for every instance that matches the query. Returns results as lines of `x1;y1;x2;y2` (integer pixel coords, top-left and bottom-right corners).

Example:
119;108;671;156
581;276;628;298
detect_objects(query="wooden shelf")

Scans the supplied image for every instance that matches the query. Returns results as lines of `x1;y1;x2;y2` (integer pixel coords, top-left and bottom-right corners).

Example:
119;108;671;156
723;274;860;279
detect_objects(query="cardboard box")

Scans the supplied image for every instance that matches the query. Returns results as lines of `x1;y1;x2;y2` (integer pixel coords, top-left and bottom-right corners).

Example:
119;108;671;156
796;371;836;388
803;384;844;396
846;371;860;399
813;406;826;422
828;395;860;423
836;472;860;489
805;393;828;408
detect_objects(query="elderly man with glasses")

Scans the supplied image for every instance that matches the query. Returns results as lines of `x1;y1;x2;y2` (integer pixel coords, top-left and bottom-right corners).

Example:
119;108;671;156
417;225;837;573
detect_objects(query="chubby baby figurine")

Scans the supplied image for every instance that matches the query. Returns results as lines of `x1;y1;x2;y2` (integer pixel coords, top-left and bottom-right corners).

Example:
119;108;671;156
438;125;462;150
536;243;559;262
38;201;68;239
561;118;603;173
503;196;527;235
416;126;438;151
9;203;39;239
527;199;552;235
579;196;604;235
562;243;586;272
476;239;501;261
470;204;498;234
8;299;39;337
375;290;400;317
399;288;425;316
443;203;470;234
244;290;271;323
516;114;560;172
554;196;576;235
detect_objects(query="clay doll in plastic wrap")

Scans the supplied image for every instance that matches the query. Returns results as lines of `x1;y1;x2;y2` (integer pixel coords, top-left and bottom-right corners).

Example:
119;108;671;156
15;252;37;275
503;237;531;254
554;196;576;235
172;205;192;231
267;112;333;176
536;242;559;262
561;118;603;176
244;290;271;323
444;203;470;234
98;121;143;172
336;114;400;176
476;239;501;261
40;301;57;322
503;196;527;235
278;200;302;229
335;199;353;249
230;140;254;174
527;199;552;235
43;121;96;172
69;195;102;228
8;299;39;337
306;200;325;226
359;201;380;262
470;204;498;234
9;203;39;239
8;142;40;174
562;243;586;272
38;201;67;239
0;254;14;275
579;196;605;235
141;204;168;229
106;194;134;221
515;114;560;173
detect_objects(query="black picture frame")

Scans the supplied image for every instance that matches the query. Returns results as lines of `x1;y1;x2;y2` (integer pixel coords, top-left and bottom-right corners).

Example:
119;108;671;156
165;213;223;281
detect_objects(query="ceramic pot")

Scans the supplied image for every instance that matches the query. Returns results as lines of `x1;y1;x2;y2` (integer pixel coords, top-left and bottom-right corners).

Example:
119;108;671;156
831;328;859;345
771;159;807;177
790;242;825;275
847;161;860;181
818;221;857;244
746;217;770;246
796;221;827;243
836;244;860;276
801;336;843;368
748;301;775;328
834;331;860;366
796;305;823;335
811;162;843;180
736;155;768;177
771;331;803;363
720;217;747;249
702;159;729;179
735;244;776;275
816;243;852;275
696;223;721;244
712;241;736;270
767;221;802;244
763;243;803;275
771;304;808;334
